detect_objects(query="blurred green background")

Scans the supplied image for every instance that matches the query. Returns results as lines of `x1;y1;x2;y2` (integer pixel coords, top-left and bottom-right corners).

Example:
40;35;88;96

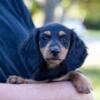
24;0;100;99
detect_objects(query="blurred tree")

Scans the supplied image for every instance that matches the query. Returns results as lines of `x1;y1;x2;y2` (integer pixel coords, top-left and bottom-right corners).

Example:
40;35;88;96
43;0;60;24
25;0;61;24
61;0;100;29
77;0;100;29
60;0;78;21
42;0;74;23
24;0;42;15
25;0;100;29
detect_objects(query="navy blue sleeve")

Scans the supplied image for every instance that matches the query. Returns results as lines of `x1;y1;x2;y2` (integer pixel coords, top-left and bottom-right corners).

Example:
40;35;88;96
0;0;35;82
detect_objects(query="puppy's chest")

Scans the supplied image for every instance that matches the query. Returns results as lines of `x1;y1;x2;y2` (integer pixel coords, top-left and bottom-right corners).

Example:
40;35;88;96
46;66;67;80
32;64;68;81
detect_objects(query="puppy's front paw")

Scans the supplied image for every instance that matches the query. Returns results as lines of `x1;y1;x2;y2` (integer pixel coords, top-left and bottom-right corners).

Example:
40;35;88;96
7;75;26;84
72;73;92;94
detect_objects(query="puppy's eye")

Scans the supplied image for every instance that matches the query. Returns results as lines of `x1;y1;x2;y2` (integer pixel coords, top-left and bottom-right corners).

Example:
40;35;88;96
61;37;67;41
60;36;69;48
41;34;51;41
39;34;51;47
60;36;67;42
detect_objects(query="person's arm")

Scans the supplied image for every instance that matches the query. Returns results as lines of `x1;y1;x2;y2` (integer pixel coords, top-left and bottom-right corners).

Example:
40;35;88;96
0;82;94;100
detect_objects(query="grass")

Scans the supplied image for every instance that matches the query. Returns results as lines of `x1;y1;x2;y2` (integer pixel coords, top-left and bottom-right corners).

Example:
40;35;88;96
86;30;100;39
81;66;100;100
81;29;100;99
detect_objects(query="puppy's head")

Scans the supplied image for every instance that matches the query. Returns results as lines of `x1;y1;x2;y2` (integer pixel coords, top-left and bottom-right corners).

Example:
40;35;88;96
38;23;87;70
20;23;87;72
38;23;71;68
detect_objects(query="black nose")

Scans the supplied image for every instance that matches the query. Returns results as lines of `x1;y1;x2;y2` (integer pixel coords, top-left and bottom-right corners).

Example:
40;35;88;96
50;46;60;56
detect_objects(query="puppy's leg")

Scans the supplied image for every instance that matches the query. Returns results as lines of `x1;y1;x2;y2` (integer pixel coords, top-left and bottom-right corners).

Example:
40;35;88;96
7;75;48;84
67;71;92;94
7;75;37;84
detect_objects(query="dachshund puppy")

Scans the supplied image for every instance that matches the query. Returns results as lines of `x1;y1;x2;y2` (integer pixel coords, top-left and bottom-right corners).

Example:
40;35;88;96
7;23;92;94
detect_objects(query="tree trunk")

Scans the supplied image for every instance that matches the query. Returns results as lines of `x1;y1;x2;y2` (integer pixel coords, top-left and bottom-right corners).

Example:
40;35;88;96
43;0;60;24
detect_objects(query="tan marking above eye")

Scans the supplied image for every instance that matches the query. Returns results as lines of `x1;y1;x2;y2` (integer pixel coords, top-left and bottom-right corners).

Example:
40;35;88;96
44;31;51;36
59;31;66;36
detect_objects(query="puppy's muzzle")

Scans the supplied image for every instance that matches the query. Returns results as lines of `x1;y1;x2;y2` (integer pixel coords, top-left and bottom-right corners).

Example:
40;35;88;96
50;46;60;56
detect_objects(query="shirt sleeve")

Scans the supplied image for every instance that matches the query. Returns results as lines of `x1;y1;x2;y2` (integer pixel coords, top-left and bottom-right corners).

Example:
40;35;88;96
0;0;35;82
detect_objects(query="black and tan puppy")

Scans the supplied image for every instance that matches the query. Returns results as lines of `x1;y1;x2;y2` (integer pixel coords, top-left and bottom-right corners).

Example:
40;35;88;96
7;23;92;94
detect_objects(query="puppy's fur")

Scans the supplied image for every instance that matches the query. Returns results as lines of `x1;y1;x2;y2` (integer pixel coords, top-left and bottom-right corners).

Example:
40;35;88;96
7;23;92;94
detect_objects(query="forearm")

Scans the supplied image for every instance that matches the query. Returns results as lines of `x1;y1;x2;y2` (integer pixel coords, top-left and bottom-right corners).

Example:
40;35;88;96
0;82;93;100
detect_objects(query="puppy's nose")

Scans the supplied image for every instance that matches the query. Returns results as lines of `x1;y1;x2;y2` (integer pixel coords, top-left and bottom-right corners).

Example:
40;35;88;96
50;46;60;56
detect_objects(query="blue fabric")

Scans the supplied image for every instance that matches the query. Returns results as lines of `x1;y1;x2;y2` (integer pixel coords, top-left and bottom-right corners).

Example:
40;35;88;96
0;0;35;82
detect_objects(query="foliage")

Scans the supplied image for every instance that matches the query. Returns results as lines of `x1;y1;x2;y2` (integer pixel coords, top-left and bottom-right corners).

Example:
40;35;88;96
84;20;100;30
25;0;42;15
62;0;100;29
26;0;100;29
79;1;100;29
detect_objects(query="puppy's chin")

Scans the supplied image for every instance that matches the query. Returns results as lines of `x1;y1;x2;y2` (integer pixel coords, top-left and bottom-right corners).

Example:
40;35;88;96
45;58;63;68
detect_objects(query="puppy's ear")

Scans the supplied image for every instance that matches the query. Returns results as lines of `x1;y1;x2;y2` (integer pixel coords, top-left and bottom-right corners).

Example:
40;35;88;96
19;29;43;72
64;30;88;71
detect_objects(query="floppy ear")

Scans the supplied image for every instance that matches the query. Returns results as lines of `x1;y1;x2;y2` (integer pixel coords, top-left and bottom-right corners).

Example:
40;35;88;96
64;30;88;71
19;29;43;72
